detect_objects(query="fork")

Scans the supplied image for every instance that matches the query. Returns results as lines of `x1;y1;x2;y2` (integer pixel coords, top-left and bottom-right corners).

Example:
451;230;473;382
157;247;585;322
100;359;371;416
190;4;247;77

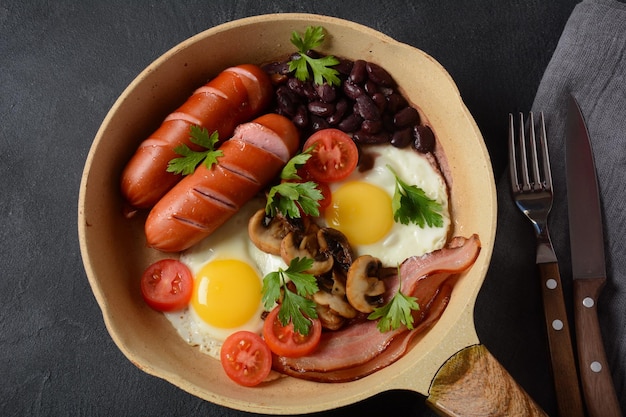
508;112;585;417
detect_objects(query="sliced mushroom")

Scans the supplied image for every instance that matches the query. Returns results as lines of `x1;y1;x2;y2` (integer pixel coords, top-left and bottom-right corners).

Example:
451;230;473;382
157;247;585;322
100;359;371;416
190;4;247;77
330;269;348;298
318;227;354;274
248;209;311;255
313;289;357;320
315;303;345;331
346;255;387;313
280;225;334;275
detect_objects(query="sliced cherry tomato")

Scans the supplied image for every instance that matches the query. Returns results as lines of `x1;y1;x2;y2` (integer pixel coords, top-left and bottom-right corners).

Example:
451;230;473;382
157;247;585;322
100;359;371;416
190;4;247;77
262;306;322;358
302;128;358;183
140;259;193;312
220;331;272;387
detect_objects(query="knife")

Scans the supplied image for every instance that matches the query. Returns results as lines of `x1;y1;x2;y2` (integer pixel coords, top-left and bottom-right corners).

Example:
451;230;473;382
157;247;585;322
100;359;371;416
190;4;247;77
565;94;623;417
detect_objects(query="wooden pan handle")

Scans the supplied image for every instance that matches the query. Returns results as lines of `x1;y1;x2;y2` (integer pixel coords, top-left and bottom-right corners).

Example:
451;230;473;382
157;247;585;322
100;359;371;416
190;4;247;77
426;344;547;416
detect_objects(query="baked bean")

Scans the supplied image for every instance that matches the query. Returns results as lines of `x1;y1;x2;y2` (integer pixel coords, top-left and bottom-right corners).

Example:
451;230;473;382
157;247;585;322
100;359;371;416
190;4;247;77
361;119;383;135
412;125;436;153
263;60;291;76
371;92;387;113
333;58;354;76
287;77;305;96
394;107;420;128
355;95;380;121
353;130;391;145
349;59;367;83
328;98;349;125
386;93;407;114
365;62;395;87
308;100;335;117
315;83;337;102
390;128;413;148
303;82;318;101
311;115;330;131
343;80;365;100
276;85;297;117
293;105;309;129
338;113;363;132
364;79;378;96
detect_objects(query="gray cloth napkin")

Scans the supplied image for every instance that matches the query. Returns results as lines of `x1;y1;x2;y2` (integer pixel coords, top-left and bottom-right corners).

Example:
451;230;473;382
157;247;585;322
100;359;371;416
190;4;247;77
487;0;626;413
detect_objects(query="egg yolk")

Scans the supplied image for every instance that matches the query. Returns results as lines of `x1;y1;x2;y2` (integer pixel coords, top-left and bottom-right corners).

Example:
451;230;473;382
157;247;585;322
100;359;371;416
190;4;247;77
324;181;393;245
191;259;261;329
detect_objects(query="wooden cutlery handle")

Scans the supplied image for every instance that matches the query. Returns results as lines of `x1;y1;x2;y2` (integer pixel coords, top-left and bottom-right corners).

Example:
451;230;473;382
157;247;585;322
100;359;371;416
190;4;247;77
538;261;585;417
573;278;623;417
426;344;547;416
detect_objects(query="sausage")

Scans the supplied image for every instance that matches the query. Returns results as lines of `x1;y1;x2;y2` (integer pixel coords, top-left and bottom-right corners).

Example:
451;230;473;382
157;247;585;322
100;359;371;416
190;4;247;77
120;64;273;209
144;114;300;252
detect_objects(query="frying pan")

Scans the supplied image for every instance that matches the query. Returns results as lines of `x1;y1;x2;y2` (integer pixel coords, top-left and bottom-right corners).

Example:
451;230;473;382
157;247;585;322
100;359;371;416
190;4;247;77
78;13;546;416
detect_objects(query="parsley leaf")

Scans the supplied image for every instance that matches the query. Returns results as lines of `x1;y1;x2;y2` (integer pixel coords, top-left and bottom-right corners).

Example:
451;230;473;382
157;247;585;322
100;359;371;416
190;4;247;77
166;125;223;175
280;147;314;181
265;148;323;218
388;165;444;228
261;257;319;335
367;266;420;332
266;182;322;218
289;26;341;86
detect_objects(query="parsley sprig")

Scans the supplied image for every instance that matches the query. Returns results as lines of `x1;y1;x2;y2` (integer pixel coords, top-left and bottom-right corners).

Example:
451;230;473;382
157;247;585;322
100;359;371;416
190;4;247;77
262;257;319;335
265;148;323;218
289;26;341;86
388;165;444;228
167;126;223;175
367;266;420;332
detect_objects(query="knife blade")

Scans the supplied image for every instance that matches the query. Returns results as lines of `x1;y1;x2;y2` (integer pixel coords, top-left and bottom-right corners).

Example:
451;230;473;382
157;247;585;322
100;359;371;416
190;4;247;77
565;94;622;417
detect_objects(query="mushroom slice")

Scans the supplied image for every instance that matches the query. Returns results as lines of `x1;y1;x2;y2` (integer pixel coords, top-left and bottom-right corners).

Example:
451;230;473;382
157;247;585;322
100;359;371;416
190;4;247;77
313;290;357;320
330;269;348;298
318;227;354;274
346;255;387;313
248;209;310;255
280;226;334;275
315;303;345;331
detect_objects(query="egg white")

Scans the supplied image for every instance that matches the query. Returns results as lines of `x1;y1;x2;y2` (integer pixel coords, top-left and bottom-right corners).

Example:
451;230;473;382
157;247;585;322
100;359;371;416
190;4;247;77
164;200;267;360
323;145;451;266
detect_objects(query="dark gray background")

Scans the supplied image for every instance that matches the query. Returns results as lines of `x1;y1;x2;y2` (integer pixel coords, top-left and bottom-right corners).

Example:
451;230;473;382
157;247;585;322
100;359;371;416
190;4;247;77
1;1;583;416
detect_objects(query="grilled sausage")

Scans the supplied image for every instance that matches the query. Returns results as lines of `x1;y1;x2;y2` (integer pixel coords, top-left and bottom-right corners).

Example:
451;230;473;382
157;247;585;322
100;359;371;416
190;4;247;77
144;113;300;252
121;64;273;209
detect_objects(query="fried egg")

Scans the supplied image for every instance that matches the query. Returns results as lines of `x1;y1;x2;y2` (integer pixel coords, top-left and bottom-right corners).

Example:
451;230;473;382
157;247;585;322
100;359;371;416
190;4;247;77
164;201;266;360
322;145;450;266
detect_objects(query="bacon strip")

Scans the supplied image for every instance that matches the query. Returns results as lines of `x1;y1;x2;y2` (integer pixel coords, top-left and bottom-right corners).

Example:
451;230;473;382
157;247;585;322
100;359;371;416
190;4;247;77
273;234;481;381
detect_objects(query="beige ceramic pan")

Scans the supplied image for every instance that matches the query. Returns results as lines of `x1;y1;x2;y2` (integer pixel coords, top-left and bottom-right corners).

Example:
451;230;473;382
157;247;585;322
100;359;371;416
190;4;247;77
78;13;546;416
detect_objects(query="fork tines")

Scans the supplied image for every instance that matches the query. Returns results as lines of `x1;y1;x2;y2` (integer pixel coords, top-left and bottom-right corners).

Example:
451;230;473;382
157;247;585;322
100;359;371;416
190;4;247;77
508;112;553;194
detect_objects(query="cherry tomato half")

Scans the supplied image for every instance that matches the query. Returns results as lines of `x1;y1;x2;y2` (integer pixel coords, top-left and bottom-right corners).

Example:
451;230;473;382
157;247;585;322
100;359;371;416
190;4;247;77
303;128;358;183
220;331;272;387
140;259;193;312
262;306;322;358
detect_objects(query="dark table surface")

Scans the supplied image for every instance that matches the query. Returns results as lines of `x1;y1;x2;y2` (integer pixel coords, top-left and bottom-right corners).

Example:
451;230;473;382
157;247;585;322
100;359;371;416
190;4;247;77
2;1;585;416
